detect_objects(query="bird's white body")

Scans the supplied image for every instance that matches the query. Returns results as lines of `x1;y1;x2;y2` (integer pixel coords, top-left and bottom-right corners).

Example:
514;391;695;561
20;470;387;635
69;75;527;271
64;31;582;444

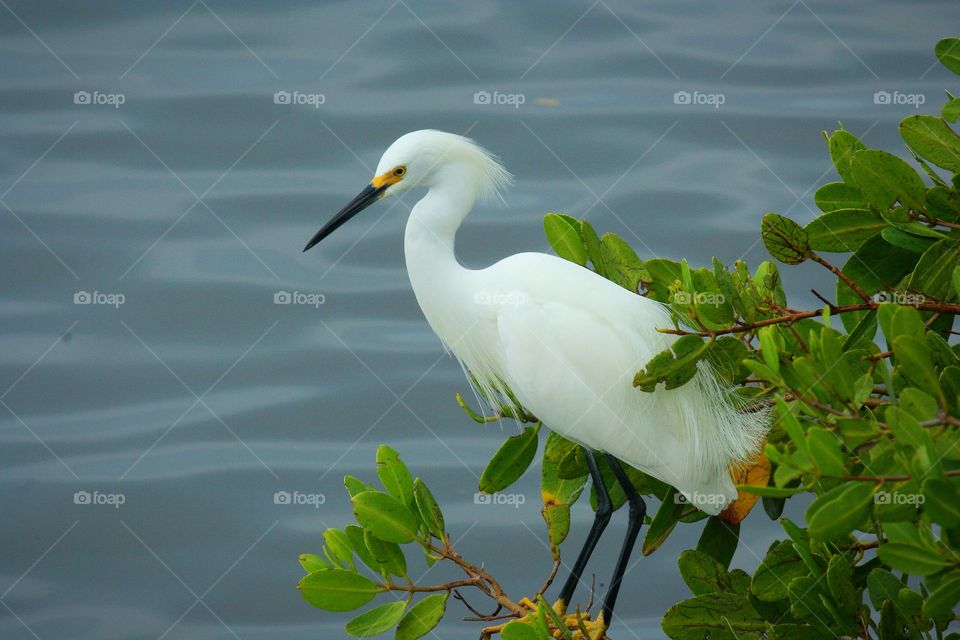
378;131;766;515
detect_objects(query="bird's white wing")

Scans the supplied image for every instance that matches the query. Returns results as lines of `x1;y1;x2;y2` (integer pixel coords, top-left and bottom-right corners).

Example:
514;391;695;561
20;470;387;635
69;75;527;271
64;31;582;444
495;297;693;481
487;253;761;514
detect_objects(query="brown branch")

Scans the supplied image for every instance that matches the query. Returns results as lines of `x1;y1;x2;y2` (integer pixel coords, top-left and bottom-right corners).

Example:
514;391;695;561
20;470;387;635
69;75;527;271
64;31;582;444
535;556;561;600
385;577;483;593
424;536;526;616
659;300;960;338
809;253;872;302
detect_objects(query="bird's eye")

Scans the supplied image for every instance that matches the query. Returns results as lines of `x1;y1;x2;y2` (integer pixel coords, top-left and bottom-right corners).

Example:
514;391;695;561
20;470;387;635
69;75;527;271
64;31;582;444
394;167;406;177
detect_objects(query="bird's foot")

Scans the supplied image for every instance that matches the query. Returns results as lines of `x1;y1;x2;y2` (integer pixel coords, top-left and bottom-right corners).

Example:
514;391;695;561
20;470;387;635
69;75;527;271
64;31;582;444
561;610;607;640
480;601;607;640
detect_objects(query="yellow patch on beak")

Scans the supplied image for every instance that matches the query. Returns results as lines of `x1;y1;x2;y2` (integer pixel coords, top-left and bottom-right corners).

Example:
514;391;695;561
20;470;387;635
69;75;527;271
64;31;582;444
372;167;405;189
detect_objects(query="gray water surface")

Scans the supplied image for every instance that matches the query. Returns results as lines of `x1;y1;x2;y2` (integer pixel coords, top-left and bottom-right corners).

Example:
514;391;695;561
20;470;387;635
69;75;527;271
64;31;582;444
2;1;957;638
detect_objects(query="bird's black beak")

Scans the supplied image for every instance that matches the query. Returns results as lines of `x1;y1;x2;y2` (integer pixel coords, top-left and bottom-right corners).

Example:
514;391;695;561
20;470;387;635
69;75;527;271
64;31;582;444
303;183;386;252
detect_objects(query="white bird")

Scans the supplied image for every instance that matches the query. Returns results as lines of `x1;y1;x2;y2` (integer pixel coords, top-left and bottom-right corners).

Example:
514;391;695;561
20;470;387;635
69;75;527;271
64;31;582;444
304;130;767;629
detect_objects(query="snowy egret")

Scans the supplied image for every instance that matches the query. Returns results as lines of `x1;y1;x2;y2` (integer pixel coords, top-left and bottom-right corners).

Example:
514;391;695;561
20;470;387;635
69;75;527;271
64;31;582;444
304;130;767;629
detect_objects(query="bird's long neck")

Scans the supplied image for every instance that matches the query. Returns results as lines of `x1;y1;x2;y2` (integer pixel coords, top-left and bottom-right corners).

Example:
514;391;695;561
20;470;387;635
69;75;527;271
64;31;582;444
404;164;481;338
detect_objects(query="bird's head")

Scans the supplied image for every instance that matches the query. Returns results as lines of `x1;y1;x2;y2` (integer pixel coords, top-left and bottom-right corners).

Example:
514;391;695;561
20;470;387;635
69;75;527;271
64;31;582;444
303;130;511;252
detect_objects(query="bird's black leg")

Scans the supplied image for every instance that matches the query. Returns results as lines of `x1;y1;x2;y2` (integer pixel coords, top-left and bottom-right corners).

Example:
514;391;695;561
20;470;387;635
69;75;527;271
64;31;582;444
599;454;647;627
556;449;612;610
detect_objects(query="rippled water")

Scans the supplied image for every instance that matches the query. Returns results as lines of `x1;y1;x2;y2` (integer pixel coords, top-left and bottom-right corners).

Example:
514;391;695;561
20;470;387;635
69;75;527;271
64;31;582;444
2;1;957;638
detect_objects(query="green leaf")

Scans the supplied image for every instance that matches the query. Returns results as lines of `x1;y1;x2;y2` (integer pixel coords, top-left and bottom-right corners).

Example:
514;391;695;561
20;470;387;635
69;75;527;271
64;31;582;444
899;115;960;172
661;592;766;640
867;568;903;609
922;478;960;527
878;542;954;575
580;219;607;277
814;182;866;212
541;433;587;557
299;553;331;573
376;445;415;507
324;528;356;569
805;482;875;541
804;208;887;252
678;549;736;595
364;529;407;578
479;425;539;493
892;335;943;403
642;488;684;555
735;484;804;498
395;593;448;640
828;129;866;183
345;525;381;574
412;478;445;538
298;569;381;612
751;540;809;602
849;149;926;211
345;601;407;637
761;213;809;265
837;234;917;334
543;214;586;266
910;237;960;305
787;576;834;635
826;555;858;617
708;336;749;386
600;232;650;291
634;335;712;392
928;185;960;221
352;491;420;544
923;574;960;619
936;37;960;76
943;97;960;123
697;517;739;569
881;226;936;253
806;427;847;476
500;620;538;640
345;475;374;498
